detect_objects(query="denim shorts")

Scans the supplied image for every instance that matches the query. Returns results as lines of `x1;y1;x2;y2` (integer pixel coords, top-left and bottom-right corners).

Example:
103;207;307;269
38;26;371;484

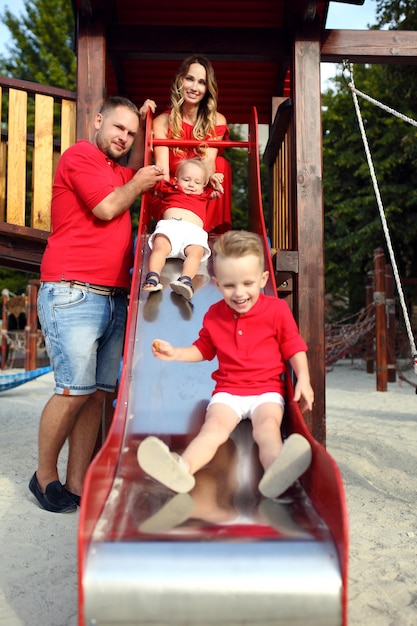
37;282;128;395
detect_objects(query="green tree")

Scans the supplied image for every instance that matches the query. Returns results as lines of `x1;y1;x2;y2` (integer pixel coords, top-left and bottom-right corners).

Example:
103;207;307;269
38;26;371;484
0;271;35;298
226;125;269;231
0;0;76;89
375;0;417;29
322;0;417;317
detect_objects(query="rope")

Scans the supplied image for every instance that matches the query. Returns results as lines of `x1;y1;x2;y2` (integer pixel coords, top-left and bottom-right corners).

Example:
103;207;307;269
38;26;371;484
346;85;417;128
342;61;417;378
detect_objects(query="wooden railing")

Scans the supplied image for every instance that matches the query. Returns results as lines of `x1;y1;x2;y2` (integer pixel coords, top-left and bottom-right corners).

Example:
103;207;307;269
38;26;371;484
264;97;297;308
264;97;294;252
0;76;76;233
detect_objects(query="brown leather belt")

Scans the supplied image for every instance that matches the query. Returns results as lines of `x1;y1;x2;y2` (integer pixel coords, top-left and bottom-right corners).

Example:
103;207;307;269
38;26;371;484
62;280;129;297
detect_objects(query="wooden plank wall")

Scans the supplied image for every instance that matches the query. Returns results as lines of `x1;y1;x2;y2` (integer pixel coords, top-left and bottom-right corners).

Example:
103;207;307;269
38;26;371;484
0;78;76;232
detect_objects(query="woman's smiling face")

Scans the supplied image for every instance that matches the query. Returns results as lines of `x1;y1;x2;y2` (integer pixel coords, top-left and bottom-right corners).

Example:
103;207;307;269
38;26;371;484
181;63;207;105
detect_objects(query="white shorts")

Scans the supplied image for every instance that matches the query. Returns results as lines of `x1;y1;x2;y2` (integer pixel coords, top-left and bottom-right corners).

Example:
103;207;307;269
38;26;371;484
207;392;285;422
148;219;211;262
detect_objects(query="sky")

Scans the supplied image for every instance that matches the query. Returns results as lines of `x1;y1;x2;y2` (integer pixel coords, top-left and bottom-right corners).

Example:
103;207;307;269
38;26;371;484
0;1;26;55
322;0;378;86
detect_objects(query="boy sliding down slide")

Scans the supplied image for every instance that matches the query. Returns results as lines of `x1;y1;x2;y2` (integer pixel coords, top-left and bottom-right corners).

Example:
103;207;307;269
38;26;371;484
138;230;314;498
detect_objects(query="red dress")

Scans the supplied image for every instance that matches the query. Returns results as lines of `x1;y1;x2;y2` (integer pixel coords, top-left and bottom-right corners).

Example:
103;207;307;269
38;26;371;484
152;116;232;233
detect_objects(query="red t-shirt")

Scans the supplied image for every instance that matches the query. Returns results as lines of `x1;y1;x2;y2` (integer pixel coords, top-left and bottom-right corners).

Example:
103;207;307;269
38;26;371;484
194;293;308;396
152;179;214;226
41;140;135;288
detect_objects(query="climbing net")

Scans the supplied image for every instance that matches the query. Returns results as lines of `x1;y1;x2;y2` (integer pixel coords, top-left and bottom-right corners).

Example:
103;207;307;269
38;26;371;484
325;303;375;368
1;329;47;368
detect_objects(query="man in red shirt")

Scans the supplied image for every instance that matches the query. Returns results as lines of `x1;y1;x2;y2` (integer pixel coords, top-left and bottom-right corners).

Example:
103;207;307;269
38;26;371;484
138;230;314;499
30;96;165;513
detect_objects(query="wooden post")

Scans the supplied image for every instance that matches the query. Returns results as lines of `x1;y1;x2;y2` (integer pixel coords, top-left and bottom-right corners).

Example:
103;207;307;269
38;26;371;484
1;293;8;370
293;20;326;444
26;280;40;371
374;248;387;391
365;271;374;374
76;13;106;141
385;264;396;383
24;285;31;371
24;321;30;371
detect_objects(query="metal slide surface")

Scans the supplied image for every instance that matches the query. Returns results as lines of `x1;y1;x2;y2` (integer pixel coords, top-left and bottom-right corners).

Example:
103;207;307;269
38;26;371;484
78;108;348;626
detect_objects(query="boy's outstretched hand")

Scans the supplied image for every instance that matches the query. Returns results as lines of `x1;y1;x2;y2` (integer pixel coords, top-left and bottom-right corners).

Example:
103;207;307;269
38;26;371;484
151;340;204;364
152;339;175;360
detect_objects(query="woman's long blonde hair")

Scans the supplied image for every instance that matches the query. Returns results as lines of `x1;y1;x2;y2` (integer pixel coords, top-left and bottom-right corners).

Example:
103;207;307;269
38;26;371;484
169;55;220;159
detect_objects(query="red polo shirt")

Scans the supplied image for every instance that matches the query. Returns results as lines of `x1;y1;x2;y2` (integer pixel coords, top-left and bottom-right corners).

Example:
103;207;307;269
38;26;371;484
194;293;308;396
41;140;135;288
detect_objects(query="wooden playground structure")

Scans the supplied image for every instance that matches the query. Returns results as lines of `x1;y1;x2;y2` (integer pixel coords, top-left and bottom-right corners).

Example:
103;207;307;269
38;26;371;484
1;1;417;624
2;1;417;440
325;247;416;392
1;280;48;371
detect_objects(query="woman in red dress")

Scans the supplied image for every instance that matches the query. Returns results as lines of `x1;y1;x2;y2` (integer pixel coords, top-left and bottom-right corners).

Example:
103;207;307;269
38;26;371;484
152;55;232;234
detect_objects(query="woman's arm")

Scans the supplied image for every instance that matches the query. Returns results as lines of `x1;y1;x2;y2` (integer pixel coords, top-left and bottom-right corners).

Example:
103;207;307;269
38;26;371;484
203;148;219;179
205;111;228;181
153;112;170;180
128;99;157;170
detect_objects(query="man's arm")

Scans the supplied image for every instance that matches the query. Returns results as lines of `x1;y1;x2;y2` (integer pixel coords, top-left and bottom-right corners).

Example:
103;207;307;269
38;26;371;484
92;166;164;221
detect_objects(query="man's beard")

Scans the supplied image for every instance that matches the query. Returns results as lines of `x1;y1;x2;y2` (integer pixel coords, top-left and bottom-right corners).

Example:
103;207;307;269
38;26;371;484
96;133;125;162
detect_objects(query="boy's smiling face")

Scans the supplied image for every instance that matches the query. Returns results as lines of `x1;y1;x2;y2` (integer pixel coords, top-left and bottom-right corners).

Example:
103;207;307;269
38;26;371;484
213;253;269;314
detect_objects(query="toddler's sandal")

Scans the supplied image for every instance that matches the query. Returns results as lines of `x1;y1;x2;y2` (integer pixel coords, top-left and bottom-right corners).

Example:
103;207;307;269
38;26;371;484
142;271;163;292
170;275;194;300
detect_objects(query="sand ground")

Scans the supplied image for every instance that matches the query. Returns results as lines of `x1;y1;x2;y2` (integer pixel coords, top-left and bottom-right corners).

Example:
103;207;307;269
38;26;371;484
1;359;416;625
